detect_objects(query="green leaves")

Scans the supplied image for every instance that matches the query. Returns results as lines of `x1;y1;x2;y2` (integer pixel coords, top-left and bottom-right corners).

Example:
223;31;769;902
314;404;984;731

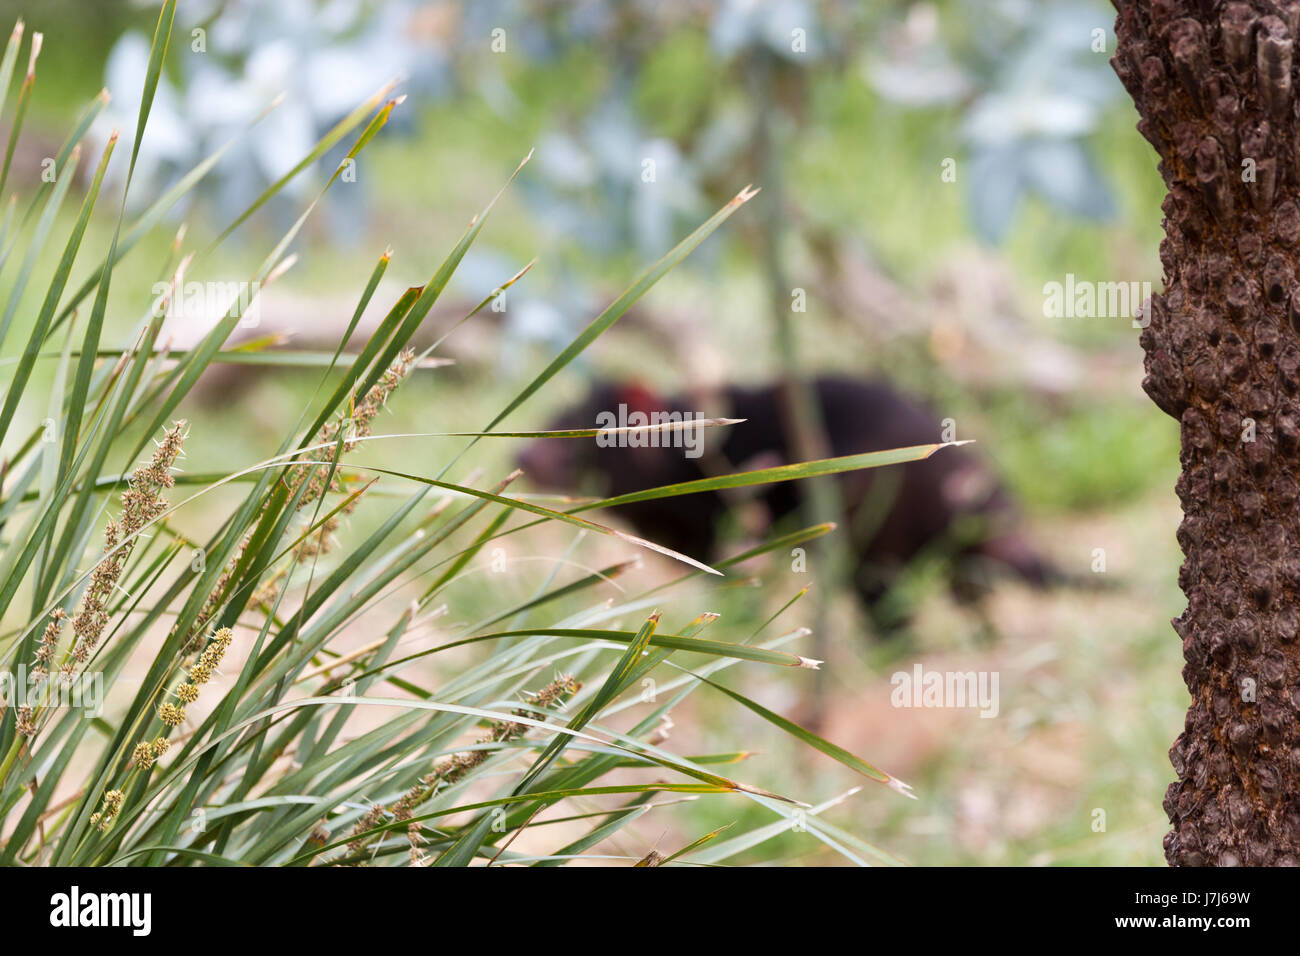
581;443;952;512
0;7;922;868
690;669;909;792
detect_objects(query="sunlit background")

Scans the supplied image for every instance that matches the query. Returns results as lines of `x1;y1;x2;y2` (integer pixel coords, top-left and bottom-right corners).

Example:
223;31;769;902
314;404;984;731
1;0;1185;864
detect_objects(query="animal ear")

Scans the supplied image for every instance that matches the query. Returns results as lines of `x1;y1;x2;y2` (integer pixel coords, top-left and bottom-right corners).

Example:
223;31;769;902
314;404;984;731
611;381;668;414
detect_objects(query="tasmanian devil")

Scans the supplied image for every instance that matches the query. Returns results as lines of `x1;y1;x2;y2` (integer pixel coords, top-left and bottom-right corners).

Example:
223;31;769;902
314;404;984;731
517;376;1057;631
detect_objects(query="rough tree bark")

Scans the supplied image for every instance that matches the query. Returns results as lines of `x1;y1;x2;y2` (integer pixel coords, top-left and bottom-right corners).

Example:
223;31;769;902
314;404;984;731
1113;0;1300;865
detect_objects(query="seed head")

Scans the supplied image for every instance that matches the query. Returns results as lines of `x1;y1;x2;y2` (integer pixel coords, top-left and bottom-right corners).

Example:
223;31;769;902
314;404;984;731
132;741;155;770
15;705;35;737
65;423;187;670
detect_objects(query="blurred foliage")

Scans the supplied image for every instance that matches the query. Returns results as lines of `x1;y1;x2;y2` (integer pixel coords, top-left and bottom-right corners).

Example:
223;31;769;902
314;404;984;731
0;0;150;119
79;0;1163;355
870;0;1120;241
0;0;1189;866
991;396;1177;513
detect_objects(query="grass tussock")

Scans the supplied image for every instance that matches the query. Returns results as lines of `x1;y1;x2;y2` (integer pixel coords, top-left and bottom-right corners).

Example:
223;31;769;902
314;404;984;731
0;2;927;866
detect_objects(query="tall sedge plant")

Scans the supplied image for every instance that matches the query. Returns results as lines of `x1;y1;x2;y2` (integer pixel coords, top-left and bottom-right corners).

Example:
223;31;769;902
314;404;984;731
0;2;945;866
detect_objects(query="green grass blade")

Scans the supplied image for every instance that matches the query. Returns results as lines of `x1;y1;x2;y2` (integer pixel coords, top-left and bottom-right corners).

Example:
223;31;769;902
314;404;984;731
467;186;760;454
687;667;912;794
0;145;80;354
0;20;25;124
575;443;959;512
0;31;36;199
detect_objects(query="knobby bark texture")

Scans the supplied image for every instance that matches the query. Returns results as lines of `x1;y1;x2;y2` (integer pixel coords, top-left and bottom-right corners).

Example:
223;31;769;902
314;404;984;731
1113;0;1300;865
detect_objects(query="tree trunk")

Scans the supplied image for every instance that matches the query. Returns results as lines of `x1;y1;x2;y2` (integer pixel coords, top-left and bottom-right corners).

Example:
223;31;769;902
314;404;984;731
1112;0;1300;865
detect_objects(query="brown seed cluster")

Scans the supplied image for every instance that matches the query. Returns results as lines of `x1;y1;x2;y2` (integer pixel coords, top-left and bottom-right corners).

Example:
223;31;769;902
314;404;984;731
16;426;184;743
344;675;582;858
14;705;35;737
150;626;233;735
182;350;415;642
30;607;67;685
89;789;124;832
106;724;178;831
1113;1;1300;865
183;534;248;654
128;737;170;772
287;349;415;558
64;422;186;675
132;742;155;770
292;349;416;509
